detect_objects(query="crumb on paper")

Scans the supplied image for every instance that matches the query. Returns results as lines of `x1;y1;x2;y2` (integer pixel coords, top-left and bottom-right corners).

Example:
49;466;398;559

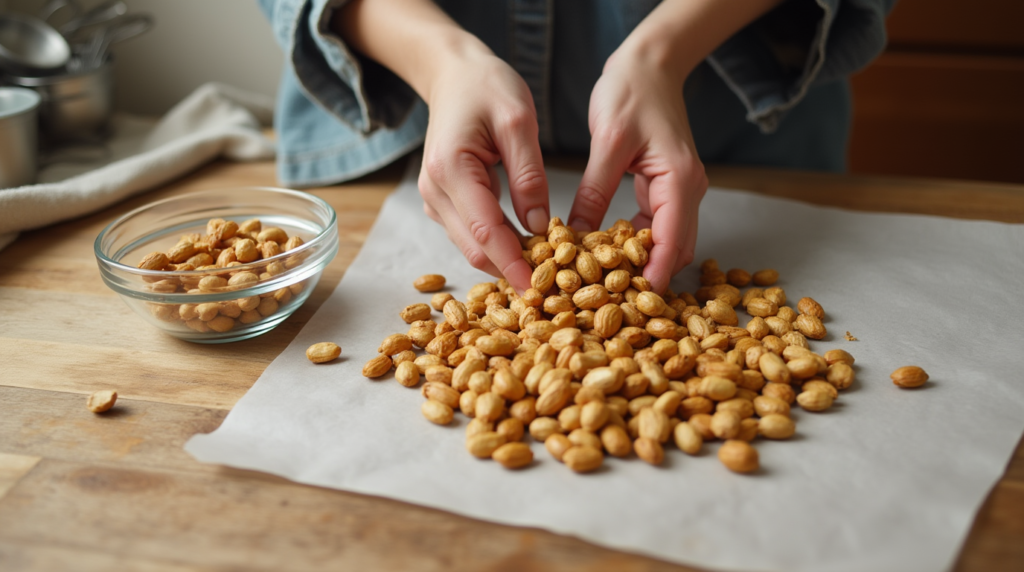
844;331;858;341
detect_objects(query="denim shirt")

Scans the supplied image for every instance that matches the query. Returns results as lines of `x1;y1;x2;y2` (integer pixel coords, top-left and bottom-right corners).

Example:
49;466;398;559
258;0;895;188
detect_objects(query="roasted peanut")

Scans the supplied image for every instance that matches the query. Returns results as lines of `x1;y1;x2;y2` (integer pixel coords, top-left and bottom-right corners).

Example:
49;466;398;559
86;390;117;413
362;354;392;378
759;414;795;439
891;365;929;388
796;389;834;412
414;274;446;292
562;446;603;473
492;442;533;469
369;223;876;476
467;432;507;458
422;400;454;425
306;342;341;364
718;440;759;473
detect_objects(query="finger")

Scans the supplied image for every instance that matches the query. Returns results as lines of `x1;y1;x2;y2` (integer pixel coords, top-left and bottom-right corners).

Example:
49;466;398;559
421;175;504;278
492;108;550;235
419;169;447;226
569;130;636;233
631;173;653;229
489;164;532;248
487;164;502;201
423;202;443;226
640;171;688;294
647;208;697;293
676;207;699;273
644;166;707;293
438;167;535;293
503;212;528;246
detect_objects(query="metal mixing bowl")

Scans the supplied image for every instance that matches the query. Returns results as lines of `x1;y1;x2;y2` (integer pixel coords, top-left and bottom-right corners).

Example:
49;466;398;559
0;13;71;72
2;57;112;141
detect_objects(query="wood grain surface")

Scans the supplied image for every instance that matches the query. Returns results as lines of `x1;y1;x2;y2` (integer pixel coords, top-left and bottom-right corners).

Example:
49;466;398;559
1;157;1022;572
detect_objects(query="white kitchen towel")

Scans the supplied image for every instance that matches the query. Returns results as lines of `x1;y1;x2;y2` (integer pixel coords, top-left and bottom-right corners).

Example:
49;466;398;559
0;82;276;251
186;166;1024;572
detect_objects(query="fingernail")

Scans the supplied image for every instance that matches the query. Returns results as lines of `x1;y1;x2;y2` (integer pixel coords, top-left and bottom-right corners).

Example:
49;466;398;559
569;218;592;233
526;207;549;236
507;258;534;294
645;274;664;295
645;270;668;295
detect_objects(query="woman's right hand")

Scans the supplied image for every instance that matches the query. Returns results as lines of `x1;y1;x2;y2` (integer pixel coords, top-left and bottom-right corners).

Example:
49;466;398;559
417;51;549;293
337;0;549;293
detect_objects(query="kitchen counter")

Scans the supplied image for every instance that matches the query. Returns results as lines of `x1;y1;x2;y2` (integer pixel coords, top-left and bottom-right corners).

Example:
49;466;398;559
1;156;1022;571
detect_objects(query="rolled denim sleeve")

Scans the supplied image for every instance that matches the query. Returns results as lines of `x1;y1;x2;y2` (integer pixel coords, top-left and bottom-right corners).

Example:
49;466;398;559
257;0;427;187
706;0;896;133
258;0;418;133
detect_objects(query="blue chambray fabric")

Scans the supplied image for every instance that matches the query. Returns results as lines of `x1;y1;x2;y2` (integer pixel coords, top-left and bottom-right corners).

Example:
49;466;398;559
257;0;895;188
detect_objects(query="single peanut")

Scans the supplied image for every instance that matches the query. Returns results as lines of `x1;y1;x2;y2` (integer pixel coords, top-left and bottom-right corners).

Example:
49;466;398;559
414;274;446;292
718;440;759;473
362;354;392;378
306;342;341;364
751;269;779;286
492;442;533;469
600;425;632;457
530;417;562;441
562;446;604;473
87;390;117;413
759;414;795;439
421;400;454;425
395;361;420;387
796;389;834;412
634;437;664;465
673;422;703;455
891;365;929;388
794;314;827;340
545;433;574;461
466;432;507;458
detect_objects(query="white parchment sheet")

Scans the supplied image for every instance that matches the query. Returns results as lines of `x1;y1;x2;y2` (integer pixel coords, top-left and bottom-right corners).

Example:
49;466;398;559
187;167;1024;572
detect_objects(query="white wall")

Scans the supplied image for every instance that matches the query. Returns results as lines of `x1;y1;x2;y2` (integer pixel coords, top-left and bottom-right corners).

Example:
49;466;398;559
112;0;284;115
3;0;285;115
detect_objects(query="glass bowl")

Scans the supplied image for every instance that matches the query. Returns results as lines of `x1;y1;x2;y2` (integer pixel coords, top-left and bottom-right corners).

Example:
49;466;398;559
95;187;338;343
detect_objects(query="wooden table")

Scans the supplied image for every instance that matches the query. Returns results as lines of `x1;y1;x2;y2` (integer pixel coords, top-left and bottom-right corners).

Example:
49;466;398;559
2;157;1022;571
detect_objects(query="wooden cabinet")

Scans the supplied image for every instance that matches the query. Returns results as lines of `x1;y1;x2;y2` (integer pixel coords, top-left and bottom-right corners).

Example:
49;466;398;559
848;0;1024;183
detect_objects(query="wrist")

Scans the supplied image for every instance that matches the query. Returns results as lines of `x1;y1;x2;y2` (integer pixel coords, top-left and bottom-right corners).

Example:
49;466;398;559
608;31;695;91
608;1;712;86
608;0;787;86
334;0;494;104
417;31;494;105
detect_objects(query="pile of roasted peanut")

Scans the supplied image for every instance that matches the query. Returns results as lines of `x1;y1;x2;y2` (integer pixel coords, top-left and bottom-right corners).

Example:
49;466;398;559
362;217;863;474
136;217;308;333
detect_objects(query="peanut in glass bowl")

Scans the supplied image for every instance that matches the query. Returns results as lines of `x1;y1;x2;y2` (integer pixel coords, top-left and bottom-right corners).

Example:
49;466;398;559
94;187;338;343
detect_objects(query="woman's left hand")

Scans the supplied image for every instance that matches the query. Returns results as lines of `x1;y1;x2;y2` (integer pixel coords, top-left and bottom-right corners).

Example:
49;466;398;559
568;47;707;294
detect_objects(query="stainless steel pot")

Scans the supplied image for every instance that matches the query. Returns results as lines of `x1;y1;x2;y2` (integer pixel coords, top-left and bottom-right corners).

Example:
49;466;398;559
0;86;40;188
2;57;112;141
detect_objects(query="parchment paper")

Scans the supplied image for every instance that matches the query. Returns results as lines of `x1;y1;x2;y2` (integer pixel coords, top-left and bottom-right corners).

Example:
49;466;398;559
186;166;1024;572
